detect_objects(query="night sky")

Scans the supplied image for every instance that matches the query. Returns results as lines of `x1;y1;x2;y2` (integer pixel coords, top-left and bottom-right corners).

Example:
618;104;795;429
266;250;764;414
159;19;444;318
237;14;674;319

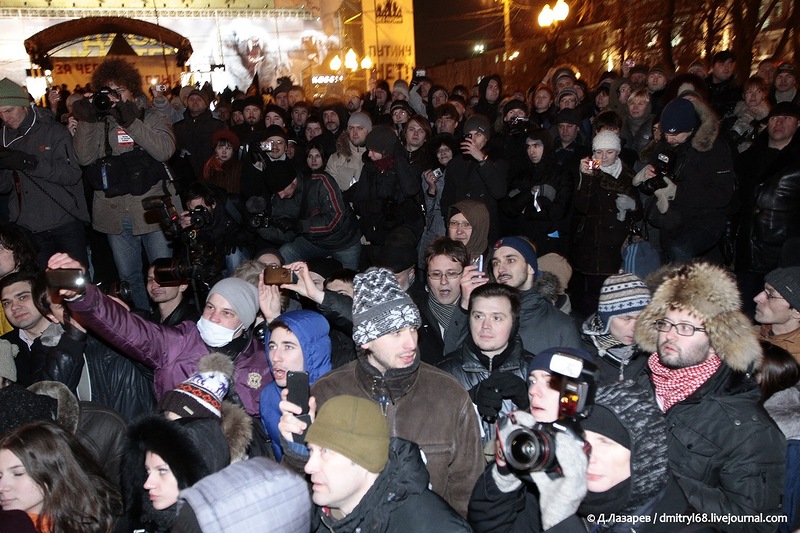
413;0;507;67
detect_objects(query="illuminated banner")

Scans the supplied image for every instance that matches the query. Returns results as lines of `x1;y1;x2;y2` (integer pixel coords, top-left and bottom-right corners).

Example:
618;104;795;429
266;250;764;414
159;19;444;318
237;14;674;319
362;0;416;83
0;14;338;92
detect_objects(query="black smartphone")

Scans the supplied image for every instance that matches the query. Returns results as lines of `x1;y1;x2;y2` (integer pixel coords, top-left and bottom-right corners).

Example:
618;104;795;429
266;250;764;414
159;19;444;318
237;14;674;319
45;269;87;291
286;370;311;443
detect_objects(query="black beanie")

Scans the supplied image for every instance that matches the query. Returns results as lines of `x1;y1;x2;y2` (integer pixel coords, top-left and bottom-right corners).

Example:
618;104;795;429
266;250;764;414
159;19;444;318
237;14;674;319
366;125;398;156
582;405;631;449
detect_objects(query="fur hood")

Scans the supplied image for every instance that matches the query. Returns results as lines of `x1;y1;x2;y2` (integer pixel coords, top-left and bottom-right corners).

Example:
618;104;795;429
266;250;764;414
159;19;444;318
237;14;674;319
27;380;79;434
221;400;253;462
687;97;720;153
634;262;761;372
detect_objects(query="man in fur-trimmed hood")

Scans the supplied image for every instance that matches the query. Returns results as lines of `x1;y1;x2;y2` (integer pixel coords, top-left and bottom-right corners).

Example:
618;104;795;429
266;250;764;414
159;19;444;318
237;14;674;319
633;262;786;532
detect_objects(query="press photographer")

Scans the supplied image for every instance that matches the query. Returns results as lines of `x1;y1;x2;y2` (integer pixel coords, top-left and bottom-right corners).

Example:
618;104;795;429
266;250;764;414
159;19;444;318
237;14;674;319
631;97;735;263
72;58;177;312
243;159;361;270
468;350;687;533
0;78;90;269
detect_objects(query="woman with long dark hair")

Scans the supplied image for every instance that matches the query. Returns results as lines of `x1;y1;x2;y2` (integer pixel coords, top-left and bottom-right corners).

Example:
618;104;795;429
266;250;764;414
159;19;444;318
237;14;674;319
0;420;120;532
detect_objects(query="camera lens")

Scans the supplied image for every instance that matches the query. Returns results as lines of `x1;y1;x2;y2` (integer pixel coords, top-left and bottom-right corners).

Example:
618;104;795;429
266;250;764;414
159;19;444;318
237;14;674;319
505;426;556;472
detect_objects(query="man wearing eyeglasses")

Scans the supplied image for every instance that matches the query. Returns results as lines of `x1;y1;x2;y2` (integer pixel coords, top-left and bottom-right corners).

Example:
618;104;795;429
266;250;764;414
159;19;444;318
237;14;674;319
755;266;800;362
633;262;786;531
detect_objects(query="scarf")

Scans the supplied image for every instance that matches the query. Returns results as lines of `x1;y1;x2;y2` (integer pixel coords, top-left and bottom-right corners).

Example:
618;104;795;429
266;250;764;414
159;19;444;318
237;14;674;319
427;294;456;332
466;335;515;373
600;158;623;179
775;88;798;103
358;355;420;415
648;353;722;411
374;154;395;173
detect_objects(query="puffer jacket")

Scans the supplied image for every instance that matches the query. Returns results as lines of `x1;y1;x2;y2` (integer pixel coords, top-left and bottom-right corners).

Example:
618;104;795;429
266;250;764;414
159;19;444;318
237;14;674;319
73;105;176;235
260;310;332;460
571;164;639;274
438;335;534;443
735;131;800;272
0;106;89;232
32;321;156;423
313;438;472;532
66;284;272;416
517;288;582;355
295;357;484;518
638;364;786;532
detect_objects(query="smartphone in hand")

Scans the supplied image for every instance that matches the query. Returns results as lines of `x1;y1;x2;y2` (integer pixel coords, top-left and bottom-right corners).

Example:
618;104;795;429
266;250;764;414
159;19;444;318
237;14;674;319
287;371;311;443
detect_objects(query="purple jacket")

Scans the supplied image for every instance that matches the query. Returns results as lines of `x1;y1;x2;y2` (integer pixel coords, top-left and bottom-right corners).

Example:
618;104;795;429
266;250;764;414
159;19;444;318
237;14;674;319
68;285;271;415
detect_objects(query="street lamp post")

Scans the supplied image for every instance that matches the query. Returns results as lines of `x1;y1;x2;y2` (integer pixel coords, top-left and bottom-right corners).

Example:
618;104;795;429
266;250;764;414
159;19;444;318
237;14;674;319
329;48;373;91
538;0;569;68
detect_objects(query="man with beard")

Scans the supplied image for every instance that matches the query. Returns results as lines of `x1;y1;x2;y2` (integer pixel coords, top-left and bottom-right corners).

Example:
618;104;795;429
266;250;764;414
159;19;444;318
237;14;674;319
326;112;371;193
279;268;483;517
343;86;363;114
633;262;785;531
231;96;266;154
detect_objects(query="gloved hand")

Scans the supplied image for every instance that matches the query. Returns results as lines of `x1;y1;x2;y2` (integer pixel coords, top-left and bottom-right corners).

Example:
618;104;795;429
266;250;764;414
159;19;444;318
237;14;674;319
0;149;38;171
538;184;556;202
111;100;141;128
654;177;677;214
469;379;503;422
529;431;589;530
71;98;98;123
491;409;538;493
615;193;636;221
272;217;301;234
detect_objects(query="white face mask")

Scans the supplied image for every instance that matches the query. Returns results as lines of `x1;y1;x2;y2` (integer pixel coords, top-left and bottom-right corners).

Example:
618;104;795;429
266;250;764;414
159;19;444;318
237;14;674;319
196;317;243;347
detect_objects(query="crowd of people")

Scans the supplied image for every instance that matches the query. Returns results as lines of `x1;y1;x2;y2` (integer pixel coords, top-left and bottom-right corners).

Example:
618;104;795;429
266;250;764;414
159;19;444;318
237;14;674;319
0;48;798;532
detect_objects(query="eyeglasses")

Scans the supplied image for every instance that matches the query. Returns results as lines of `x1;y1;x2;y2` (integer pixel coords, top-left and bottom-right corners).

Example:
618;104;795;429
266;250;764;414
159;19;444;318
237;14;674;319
653;318;707;337
763;289;785;300
449;220;472;230
427;270;463;281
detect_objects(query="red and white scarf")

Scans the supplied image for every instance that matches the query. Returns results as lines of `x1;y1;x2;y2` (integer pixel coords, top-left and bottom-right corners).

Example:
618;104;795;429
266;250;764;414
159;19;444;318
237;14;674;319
648;353;722;411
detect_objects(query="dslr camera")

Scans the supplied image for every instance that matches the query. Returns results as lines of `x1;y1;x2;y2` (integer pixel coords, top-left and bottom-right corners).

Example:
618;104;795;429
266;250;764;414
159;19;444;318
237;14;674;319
498;351;598;476
639;150;676;195
92;86;121;115
187;206;213;229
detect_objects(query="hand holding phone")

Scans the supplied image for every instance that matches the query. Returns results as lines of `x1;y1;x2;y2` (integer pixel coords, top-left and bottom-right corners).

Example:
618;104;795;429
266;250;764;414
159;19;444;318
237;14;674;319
286;371;311;444
263;266;298;285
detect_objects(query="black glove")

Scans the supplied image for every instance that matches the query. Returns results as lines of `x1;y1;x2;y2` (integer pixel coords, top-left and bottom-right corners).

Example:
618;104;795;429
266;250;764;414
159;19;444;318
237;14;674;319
0;149;38;171
71;98;98;123
469;379;504;422
490;372;531;411
272;217;301;234
109;101;140;128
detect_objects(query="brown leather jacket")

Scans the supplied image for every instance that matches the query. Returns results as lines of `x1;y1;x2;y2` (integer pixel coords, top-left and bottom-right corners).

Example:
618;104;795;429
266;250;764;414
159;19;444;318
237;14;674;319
311;357;484;517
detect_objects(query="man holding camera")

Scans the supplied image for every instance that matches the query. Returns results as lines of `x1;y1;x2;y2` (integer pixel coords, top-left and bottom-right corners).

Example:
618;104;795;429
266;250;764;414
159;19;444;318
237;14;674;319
0;78;90;269
634;262;785;530
72;58;178;312
633;97;735;264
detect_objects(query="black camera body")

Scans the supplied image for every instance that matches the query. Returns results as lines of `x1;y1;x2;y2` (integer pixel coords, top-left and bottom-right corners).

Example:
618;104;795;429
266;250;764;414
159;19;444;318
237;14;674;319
93;87;120;116
245;196;271;229
639;151;676;195
499;351;598;476
188;206;213;229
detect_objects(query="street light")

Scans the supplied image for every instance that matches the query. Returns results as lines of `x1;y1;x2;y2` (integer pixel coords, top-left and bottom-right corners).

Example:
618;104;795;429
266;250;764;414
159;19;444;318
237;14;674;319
538;0;569;67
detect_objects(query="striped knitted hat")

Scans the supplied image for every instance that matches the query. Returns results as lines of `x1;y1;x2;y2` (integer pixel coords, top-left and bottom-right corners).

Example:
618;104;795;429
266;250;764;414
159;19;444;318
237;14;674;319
597;273;651;334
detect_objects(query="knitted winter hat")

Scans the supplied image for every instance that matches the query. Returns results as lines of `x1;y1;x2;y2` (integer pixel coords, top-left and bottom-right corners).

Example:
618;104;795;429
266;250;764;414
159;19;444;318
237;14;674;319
264;104;290;125
491;236;539;276
207;277;259;328
503;99;528;118
186;89;209;107
348;111;373;132
159;354;234;419
648;64;670;78
392;79;410;99
365;125;398;156
211;129;240;153
0;78;30;107
634;262;761;372
0;384;57;437
263;124;288;141
389;100;412;115
306;395;390;473
592;130;622;152
776;62;796;75
660;97;698;134
582;380;668;513
596;273;651;334
555;108;581;126
556;87;579;104
352;268;421;345
242;95;263;111
765;267;800;310
0;339;18;382
463;114;491;138
768;101;800;120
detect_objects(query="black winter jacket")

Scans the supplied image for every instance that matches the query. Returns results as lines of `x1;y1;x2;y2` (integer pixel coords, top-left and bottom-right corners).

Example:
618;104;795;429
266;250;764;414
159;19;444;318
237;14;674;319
735;132;800;272
172;108;225;180
312;438;471;533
